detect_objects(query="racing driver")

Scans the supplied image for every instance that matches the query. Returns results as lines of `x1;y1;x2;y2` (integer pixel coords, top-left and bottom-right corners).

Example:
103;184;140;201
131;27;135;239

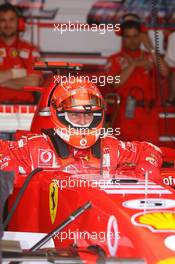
0;78;162;182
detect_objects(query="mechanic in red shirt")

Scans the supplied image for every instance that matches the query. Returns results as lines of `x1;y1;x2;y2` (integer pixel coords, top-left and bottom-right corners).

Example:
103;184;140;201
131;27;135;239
0;3;42;104
0;78;162;184
110;20;168;143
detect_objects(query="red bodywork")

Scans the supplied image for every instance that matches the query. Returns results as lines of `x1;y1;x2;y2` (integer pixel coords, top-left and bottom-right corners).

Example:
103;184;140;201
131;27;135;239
8;168;175;263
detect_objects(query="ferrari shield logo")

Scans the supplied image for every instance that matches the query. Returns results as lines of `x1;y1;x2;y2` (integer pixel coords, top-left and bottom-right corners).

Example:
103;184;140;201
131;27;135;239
10;48;18;57
49;182;58;224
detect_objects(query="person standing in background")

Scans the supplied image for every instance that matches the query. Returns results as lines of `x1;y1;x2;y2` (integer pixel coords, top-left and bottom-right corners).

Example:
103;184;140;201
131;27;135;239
0;3;42;104
110;20;168;144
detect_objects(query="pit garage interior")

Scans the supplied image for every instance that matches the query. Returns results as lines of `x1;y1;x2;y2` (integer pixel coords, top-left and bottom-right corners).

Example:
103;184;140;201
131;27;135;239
1;1;175;264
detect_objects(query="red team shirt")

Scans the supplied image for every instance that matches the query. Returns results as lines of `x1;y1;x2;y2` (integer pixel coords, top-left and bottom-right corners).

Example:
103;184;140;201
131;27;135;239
0;37;41;103
109;48;156;102
109;49;159;143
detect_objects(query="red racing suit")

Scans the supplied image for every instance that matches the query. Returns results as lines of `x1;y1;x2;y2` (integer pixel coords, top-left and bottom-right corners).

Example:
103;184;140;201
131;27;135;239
0;132;162;183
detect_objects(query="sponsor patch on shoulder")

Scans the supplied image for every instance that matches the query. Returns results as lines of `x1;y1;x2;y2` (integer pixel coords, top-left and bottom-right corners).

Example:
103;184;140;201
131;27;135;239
19;49;30;59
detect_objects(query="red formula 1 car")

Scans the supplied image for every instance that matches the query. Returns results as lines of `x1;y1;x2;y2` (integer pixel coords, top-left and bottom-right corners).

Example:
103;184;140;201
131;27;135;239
2;63;175;263
3;168;175;264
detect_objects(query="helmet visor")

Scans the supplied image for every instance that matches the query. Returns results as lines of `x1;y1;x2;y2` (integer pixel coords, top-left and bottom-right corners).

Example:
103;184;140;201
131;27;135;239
60;93;103;111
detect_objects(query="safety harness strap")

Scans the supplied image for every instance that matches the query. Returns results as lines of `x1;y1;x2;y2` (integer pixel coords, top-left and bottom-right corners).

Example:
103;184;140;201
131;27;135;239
42;128;69;159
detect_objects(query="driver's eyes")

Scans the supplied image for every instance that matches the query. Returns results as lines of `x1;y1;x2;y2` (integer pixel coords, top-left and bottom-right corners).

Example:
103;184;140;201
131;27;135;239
68;113;79;119
71;113;78;117
70;113;92;117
